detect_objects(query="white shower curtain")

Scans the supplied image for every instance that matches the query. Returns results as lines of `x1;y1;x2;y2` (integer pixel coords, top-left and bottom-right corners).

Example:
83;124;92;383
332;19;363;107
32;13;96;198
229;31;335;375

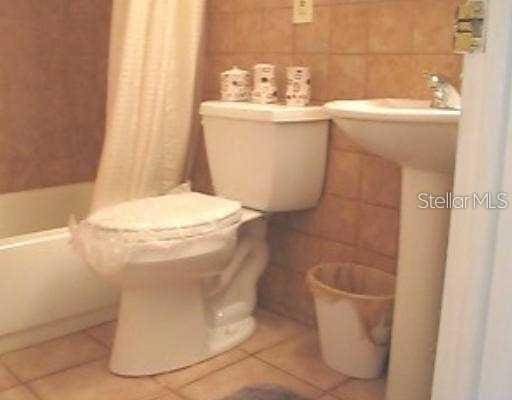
91;0;205;212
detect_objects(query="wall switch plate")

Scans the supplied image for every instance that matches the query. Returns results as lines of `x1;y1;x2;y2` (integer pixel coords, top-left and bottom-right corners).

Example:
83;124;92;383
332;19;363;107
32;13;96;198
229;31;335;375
293;0;313;24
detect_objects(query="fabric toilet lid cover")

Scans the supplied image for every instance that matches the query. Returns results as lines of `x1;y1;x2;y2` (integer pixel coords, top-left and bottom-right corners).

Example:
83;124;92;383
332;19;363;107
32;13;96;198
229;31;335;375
87;192;242;235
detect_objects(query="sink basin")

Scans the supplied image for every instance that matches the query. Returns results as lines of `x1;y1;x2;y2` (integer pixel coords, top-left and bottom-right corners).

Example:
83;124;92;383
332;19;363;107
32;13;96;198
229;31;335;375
325;99;460;173
324;99;461;400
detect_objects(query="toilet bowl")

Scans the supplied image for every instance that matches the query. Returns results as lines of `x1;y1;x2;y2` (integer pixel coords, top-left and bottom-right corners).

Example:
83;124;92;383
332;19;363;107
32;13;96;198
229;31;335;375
74;191;267;376
72;101;329;376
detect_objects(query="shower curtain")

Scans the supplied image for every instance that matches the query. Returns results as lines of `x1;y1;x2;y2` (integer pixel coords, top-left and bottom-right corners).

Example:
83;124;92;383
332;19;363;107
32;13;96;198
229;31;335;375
91;0;205;212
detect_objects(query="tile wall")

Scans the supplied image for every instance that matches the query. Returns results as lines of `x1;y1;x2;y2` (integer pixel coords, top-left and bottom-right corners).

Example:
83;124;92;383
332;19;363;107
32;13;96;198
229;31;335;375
194;0;463;324
0;1;111;194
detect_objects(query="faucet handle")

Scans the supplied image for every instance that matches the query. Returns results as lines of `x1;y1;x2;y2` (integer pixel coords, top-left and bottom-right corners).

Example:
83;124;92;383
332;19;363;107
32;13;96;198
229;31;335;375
423;72;449;89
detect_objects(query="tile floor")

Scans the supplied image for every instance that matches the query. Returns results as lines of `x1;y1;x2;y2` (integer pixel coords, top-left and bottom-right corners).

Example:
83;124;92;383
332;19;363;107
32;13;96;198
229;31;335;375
0;310;386;400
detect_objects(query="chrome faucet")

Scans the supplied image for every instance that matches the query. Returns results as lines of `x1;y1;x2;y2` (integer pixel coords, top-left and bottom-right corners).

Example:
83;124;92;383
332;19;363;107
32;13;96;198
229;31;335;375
423;72;461;110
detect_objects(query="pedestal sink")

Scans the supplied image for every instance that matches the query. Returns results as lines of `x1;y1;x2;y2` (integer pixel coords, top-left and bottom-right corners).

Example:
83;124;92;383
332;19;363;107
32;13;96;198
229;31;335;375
325;99;460;400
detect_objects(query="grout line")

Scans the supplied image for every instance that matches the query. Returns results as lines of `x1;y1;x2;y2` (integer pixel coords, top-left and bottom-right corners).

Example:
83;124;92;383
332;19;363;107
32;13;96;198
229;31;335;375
253;354;349;394
83;324;114;350
0;360;21;388
22;383;44;400
270;222;397;259
169;352;252;392
23;354;110;386
205;51;460;57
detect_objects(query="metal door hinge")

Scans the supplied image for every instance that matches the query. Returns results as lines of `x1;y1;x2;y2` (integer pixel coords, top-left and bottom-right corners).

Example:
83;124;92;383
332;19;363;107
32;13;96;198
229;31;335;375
454;0;487;54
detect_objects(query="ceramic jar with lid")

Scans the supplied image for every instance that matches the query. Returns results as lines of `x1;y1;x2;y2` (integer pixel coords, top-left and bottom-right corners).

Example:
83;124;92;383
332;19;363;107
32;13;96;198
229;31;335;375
286;66;311;106
251;64;278;104
220;66;250;102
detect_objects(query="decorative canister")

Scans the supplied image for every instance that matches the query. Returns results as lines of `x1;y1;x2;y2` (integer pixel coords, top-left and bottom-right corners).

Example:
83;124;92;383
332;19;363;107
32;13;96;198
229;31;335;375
251;63;278;104
286;66;311;106
220;66;250;102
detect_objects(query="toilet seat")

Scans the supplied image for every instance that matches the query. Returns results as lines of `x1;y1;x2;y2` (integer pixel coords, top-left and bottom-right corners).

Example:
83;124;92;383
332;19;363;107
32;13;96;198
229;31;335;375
70;192;243;270
87;192;242;240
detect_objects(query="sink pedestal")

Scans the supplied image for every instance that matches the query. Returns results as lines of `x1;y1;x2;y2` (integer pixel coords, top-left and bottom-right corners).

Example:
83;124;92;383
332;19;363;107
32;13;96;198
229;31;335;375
386;167;452;400
324;98;460;400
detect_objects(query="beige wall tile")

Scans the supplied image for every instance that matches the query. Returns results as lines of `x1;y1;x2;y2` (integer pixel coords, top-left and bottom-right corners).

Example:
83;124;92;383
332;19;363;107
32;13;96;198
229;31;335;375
328;55;367;100
178;357;322;400
285;272;317;323
320;239;357;265
330;4;369;54
155;350;248;389
258;263;290;311
331;377;387;400
233;11;264;52
208;0;235;13
368;2;415;54
413;0;458;54
289;195;360;245
207;13;235;53
0;386;38;400
1;333;108;382
29;359;165;400
359;204;399;257
366;55;416;99
355;247;397;275
0;0;110;194
256;332;348;390
325;150;362;200
294;6;331;53
361;155;401;208
230;0;264;13
262;0;294;8
261;8;294;53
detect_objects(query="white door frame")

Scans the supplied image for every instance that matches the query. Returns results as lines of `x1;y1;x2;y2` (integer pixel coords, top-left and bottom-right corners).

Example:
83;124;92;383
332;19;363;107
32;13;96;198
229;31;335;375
432;1;512;399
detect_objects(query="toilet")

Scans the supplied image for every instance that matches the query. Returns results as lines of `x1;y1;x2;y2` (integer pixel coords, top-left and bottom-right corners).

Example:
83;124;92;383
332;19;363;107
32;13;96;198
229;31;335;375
71;101;329;376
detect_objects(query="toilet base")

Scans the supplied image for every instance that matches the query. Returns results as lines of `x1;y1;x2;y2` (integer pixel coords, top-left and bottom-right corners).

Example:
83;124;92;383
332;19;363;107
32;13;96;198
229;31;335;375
108;216;268;377
109;280;257;377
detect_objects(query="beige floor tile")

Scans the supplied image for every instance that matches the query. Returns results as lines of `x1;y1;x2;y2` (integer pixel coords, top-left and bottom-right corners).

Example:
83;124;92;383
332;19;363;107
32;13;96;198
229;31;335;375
1;333;108;382
179;357;321;400
256;332;348;390
86;321;117;348
0;365;18;392
331;378;387;400
238;310;307;354
153;393;185;400
28;358;166;400
155;349;248;389
0;386;38;400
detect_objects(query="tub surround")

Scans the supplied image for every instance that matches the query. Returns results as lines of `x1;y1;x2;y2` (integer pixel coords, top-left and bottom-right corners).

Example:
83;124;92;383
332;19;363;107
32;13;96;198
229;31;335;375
194;0;463;324
0;1;112;194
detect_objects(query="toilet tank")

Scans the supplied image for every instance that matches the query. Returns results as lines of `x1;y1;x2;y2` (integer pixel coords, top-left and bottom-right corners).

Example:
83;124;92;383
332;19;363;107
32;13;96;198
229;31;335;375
199;101;329;212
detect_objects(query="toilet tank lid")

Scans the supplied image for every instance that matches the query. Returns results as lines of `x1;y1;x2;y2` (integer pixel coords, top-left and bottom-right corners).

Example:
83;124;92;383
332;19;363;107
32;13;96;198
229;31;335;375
200;101;329;123
87;192;242;233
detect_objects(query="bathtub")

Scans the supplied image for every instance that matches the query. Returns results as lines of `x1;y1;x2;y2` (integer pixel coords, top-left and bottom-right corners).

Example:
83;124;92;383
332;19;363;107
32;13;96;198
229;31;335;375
0;183;118;354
